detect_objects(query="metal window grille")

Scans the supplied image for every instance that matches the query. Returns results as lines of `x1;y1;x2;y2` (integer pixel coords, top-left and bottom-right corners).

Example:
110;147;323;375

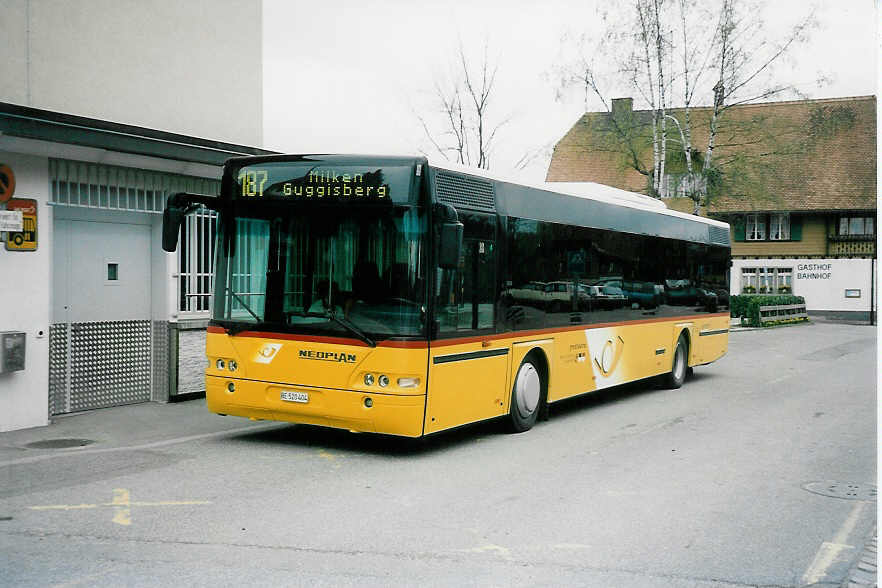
178;207;217;315
49;159;220;214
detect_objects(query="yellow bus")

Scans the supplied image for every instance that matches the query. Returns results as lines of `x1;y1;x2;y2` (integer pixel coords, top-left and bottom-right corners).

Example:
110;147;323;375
162;155;730;437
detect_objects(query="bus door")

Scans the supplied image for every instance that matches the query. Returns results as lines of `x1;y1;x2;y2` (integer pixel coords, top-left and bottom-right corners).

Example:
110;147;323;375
425;212;509;433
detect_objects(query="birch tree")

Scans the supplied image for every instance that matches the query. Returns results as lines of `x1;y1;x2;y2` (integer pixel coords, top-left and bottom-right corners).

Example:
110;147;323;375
556;0;815;213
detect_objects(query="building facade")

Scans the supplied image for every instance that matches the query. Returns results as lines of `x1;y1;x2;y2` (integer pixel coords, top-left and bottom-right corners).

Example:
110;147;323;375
0;1;267;432
547;95;877;322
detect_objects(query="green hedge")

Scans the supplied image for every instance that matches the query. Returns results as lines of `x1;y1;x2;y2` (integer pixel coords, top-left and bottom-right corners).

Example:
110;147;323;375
731;294;806;326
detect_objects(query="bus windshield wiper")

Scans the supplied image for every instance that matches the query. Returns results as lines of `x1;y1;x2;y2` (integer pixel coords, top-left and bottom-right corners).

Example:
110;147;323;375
225;287;261;322
291;310;376;348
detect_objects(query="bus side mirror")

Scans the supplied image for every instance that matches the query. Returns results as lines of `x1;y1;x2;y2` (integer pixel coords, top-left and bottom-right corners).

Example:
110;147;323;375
162;204;186;252
162;192;220;252
439;222;463;269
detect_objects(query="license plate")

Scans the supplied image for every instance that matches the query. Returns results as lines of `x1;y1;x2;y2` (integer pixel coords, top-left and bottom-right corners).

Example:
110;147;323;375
280;390;309;403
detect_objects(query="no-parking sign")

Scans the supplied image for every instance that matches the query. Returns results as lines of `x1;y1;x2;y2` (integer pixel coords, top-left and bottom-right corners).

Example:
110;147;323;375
0;164;15;203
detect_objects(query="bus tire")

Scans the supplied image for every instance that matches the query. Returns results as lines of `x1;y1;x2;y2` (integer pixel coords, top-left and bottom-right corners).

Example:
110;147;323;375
663;334;688;389
508;354;545;433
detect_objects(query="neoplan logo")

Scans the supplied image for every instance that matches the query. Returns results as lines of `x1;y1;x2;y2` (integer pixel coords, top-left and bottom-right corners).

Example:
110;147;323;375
299;350;357;363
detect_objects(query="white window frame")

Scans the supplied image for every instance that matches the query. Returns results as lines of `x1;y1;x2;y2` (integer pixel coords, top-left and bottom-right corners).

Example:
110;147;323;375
741;267;757;293
774;268;793;293
746;214;765;241
768;213;790;241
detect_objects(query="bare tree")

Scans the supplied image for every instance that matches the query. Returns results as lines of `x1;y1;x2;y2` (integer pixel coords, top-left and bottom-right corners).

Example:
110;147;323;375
418;41;509;170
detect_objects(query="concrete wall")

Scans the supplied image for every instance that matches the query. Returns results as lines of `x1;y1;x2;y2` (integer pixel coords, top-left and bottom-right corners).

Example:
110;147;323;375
731;258;875;315
0;151;51;431
0;0;262;146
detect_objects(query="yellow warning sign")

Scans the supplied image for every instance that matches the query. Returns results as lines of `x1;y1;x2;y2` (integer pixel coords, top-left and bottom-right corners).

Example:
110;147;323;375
5;198;37;251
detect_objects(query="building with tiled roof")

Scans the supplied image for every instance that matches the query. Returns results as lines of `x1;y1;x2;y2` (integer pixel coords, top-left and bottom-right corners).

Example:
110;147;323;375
546;95;877;321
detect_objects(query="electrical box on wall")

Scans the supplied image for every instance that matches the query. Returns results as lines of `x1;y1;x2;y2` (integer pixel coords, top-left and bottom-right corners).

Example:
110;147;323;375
0;332;26;373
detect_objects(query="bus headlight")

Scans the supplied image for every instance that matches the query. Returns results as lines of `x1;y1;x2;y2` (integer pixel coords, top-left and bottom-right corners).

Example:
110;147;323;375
397;377;420;388
228;360;238;372
378;375;390;387
216;358;225;370
364;373;375;386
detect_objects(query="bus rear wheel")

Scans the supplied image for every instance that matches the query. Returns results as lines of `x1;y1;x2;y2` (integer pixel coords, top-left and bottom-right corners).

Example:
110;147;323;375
508;355;545;433
663;334;688;389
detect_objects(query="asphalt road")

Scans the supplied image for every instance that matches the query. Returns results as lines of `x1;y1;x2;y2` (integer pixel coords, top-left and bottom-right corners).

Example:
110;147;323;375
0;321;876;587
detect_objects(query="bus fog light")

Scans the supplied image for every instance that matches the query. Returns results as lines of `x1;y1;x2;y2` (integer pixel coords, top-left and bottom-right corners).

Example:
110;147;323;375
227;382;235;393
228;360;238;371
397;377;420;388
216;358;225;370
364;374;374;386
364;397;373;408
378;375;390;387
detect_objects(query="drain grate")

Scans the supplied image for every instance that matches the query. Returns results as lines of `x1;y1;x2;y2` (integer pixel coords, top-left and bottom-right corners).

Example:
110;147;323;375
24;438;95;449
803;481;877;501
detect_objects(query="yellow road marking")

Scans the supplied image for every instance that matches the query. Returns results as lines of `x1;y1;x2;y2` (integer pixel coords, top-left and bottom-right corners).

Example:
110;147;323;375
27;489;212;526
112;488;131;526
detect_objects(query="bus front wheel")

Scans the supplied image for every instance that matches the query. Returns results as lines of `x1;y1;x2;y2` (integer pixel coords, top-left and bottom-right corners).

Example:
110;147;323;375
508;355;545;433
663;334;688;389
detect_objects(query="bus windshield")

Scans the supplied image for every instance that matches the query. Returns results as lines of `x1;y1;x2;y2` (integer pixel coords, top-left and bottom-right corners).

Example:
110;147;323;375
212;204;428;340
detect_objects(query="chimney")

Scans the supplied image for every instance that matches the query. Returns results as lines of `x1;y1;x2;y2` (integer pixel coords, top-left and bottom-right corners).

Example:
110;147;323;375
611;97;633;117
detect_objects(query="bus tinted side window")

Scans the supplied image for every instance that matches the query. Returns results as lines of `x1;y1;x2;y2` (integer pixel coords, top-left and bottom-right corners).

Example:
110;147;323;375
436;212;496;334
504;216;729;332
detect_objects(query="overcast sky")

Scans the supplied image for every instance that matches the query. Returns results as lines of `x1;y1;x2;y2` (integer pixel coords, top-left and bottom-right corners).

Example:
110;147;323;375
262;0;877;182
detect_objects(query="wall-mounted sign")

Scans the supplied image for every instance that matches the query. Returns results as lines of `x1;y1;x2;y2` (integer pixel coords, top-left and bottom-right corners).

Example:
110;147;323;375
5;198;37;251
0;209;23;232
0;164;15;203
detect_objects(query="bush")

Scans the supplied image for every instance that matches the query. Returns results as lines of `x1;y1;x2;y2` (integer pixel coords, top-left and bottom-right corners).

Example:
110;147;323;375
742;294;806;327
730;294;750;318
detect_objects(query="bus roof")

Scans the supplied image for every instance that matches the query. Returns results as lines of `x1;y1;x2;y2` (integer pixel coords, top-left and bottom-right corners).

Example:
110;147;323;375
428;158;728;231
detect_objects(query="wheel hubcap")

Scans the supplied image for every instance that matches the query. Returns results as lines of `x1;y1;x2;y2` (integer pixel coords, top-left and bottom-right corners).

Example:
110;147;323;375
515;363;540;418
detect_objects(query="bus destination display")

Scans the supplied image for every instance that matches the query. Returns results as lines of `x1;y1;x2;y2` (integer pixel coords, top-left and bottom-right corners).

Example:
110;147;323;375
237;167;390;201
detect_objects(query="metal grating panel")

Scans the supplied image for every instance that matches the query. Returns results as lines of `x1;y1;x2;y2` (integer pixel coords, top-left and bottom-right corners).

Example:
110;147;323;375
152;321;169;402
69;321;151;412
48;324;68;417
708;225;730;246
434;170;496;212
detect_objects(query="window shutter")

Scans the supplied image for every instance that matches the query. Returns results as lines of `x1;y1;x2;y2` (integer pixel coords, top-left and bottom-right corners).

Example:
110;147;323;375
732;215;746;241
790;215;802;241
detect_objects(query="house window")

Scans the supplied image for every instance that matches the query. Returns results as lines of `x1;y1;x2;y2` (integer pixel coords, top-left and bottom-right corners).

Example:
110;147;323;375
746;214;765;240
839;216;874;236
741;267;793;294
768;213;790;240
741;268;757;293
775;268;792;293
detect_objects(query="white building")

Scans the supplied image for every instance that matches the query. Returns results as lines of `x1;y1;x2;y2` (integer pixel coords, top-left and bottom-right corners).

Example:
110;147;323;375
0;0;269;431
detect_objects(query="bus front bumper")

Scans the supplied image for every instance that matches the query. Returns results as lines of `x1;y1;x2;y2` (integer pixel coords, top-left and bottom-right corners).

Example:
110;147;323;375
206;375;426;437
